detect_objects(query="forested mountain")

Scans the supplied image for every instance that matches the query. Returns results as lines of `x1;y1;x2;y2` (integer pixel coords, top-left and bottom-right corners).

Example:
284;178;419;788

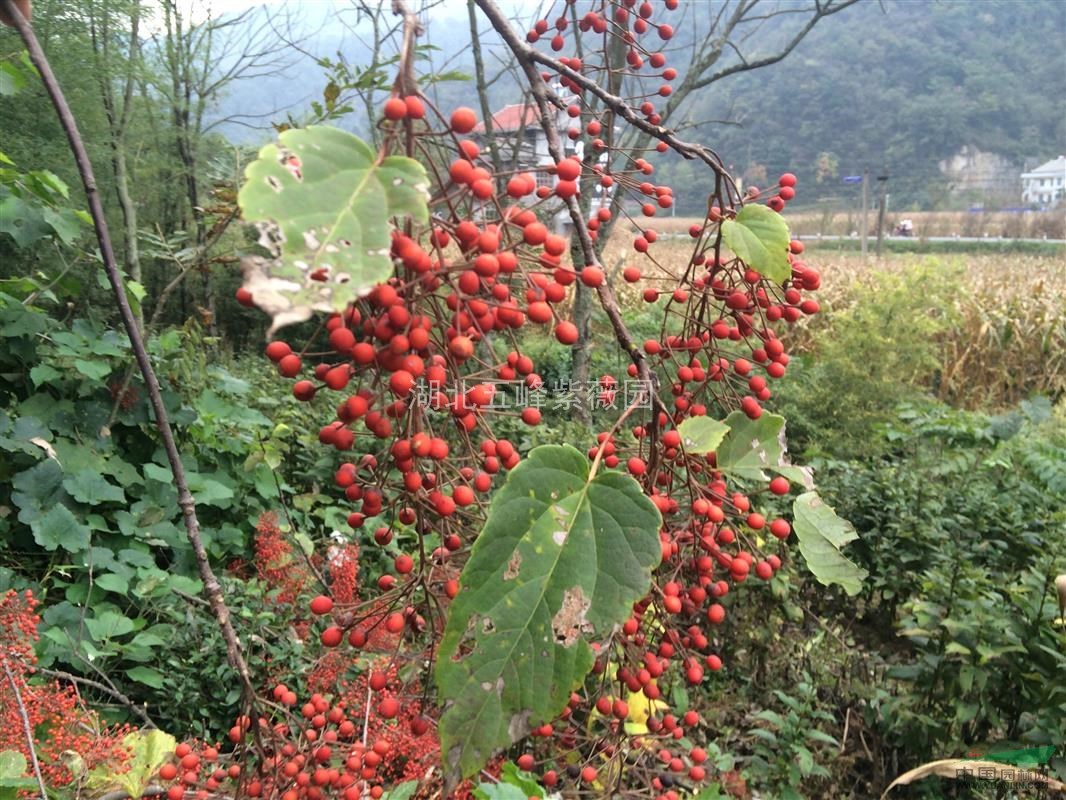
653;0;1066;211
202;0;1066;212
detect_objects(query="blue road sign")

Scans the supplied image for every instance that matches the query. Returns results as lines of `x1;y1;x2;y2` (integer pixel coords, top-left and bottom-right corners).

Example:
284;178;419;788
842;175;863;184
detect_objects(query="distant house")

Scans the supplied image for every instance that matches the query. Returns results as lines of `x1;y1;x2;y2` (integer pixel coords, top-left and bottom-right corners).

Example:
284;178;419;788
1020;156;1066;207
473;96;612;230
472;102;577;191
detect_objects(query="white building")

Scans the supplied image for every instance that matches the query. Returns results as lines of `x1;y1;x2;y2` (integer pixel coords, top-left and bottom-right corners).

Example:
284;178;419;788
472;98;614;231
1020;156;1066;207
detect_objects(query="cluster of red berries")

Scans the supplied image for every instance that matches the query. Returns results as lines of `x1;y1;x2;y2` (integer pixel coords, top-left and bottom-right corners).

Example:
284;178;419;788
157;670;440;800
229;1;827;796
0;591;134;790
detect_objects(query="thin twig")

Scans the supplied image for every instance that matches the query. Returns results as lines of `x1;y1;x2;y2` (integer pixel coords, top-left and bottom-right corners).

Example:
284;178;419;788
474;0;667;470
2;654;49;799
31;665;157;728
1;0;258;707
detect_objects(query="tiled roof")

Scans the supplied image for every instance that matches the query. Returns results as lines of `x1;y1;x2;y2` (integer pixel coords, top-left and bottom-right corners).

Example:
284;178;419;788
472;104;539;133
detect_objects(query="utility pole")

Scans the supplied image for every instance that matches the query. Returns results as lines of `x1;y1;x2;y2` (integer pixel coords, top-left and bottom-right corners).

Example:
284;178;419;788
875;172;889;258
860;168;869;258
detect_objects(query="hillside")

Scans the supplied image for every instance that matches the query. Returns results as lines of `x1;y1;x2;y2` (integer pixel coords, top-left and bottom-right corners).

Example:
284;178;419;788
654;0;1066;212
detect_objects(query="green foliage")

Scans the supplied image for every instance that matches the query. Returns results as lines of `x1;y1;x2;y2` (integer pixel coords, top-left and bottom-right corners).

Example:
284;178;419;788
720;204;791;283
436;444;661;779
776;259;960;457
744;678;837;799
238;126;430;326
808;399;1066;780
0;294;340;736
0;152;88;248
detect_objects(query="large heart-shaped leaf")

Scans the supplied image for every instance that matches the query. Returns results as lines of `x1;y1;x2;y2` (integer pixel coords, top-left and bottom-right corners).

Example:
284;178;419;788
435;445;661;781
792;492;867;596
238;126;430;333
720;203;791;283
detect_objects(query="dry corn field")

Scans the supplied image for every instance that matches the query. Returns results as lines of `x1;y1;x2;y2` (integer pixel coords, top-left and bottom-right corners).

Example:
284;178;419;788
599;230;1066;411
641;210;1066;240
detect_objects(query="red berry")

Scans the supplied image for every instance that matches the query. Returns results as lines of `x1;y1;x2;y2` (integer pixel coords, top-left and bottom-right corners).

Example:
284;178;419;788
450;107;478;133
404;95;425;119
389;370;415;397
265;341;292;362
555;321;579;345
310;595;333;615
383;97;407;121
581;266;604;287
278;354;302;378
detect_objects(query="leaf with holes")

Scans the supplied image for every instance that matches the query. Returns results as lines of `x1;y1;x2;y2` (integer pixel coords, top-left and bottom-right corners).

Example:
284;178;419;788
435;445;661;783
720;203;791;283
677;415;730;455
715;411;814;489
237;126;429;333
792;492;867;596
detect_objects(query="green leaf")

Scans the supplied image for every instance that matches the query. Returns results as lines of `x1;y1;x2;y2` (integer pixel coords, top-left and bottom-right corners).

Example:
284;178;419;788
676;415;730;454
143;463;173;483
715;411;814;488
0;63;28;96
84;609;136;641
720;203;791;283
125;665;165;688
87;730;175;798
238;126;430;332
74;357;112;381
29;363;62;386
63;470;126;505
33;503;91;551
495;763;546;798
473;784;529;800
791;492;867;596
94;573;129;595
42;207;84;244
806;729;839;747
0;750;37;792
435;444;661;781
380;781;418;800
294;532;315;557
